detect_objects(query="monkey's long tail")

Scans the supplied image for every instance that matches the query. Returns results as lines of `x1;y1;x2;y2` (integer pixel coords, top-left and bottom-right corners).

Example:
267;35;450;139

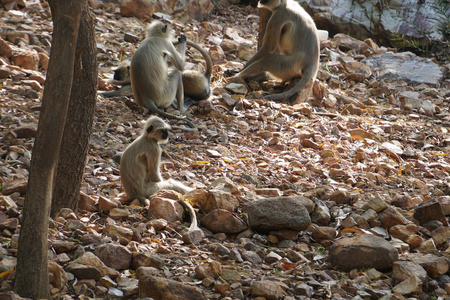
264;61;319;102
147;101;197;130
174;40;213;81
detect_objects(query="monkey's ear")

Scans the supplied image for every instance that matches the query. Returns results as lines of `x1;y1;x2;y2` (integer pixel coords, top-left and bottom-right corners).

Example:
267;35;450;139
147;125;154;133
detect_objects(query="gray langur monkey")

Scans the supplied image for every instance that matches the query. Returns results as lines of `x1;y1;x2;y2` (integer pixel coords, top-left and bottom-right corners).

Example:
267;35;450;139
173;40;213;100
103;40;212;101
130;21;191;124
100;60;132;98
119;116;202;243
235;0;320;102
120;116;193;205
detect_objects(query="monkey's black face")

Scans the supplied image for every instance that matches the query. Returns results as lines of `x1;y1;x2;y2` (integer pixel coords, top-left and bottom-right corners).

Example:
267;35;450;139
113;69;123;81
161;129;168;140
259;0;269;5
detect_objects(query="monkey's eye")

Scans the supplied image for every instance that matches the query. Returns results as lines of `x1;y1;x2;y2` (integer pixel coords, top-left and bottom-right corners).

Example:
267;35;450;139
147;125;154;133
162;25;167;33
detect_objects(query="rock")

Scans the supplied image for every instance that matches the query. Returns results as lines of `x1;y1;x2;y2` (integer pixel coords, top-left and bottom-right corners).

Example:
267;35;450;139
95;243;132;271
362;196;388;213
409;253;448;278
201;209;247;234
389;224;419;241
48;261;67;291
148;197;184;223
1;178;27;195
255;188;282;197
98;196;120;212
431;227;450;246
132;252;165;269
109;207;130;219
199;189;239;213
251;280;288;300
241;250;263;264
221;265;241;281
38;52;49;70
378;206;408;229
120;0;155;19
69;251;119;278
413;199;448;226
136;266;159;278
78;192;97;212
311;226;336;241
13;123;37;138
104;224;133;244
333;33;368;53
0;218;18;231
392;261;427;284
329;188;351;204
242;197;311;231
265;251;283;264
139;276;207;299
12;49;39;70
0;66;10;79
363;52;444;87
51;240;76;253
328;234;398;271
392;276;422;296
225;82;247;94
194;260;222;279
0;195;18;211
66;263;103;281
0;37;13;58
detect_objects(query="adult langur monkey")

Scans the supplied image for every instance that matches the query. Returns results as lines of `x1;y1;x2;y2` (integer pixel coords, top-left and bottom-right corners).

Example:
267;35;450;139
102;39;212;101
119;116;203;243
234;0;320;102
130;20;195;128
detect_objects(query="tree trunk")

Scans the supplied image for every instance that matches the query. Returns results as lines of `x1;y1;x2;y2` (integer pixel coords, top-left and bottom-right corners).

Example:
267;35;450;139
14;1;83;299
258;8;271;49
51;1;98;217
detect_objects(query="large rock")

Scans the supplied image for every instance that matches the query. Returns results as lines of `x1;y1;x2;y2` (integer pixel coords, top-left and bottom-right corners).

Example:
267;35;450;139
363;52;444;87
242;197;311;231
299;0;445;46
139;276;206;299
328;234;398;271
95;243;132;271
201;209;247;234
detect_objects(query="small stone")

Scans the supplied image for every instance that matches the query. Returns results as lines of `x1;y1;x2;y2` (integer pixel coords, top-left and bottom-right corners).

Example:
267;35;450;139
195;261;222;279
251;280;288;300
139;276;206;299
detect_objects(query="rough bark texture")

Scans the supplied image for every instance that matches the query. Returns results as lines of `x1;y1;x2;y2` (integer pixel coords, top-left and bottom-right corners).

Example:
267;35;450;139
258;8;271;49
51;1;98;217
14;1;83;299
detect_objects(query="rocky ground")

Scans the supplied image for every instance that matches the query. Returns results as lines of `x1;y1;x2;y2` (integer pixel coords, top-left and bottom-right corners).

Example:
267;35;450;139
0;1;449;299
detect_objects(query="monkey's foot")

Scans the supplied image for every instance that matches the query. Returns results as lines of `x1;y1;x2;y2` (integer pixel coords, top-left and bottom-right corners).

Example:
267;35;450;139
137;196;150;206
182;228;204;245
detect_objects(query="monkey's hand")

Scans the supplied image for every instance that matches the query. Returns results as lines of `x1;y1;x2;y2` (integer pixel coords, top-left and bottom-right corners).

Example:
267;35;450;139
224;69;240;77
178;33;187;44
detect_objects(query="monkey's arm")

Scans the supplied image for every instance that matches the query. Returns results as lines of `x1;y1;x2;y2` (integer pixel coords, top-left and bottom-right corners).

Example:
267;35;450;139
241;15;283;71
139;152;162;183
167;34;187;71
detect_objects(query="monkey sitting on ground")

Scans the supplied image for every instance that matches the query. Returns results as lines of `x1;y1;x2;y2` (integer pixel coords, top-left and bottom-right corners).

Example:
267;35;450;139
233;0;320;102
120;116;192;205
130;20;192;124
99;60;132;98
102;40;212;101
120;116;202;243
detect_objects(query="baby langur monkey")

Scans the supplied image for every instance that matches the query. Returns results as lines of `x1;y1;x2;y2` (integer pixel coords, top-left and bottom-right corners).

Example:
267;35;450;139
234;0;320;102
130;21;193;127
120;116;202;243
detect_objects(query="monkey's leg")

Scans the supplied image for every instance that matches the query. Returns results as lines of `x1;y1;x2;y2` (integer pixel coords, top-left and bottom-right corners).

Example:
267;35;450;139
239;54;301;81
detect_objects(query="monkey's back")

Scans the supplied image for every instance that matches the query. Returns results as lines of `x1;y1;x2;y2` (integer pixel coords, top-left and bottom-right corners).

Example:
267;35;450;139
273;0;319;62
130;36;172;108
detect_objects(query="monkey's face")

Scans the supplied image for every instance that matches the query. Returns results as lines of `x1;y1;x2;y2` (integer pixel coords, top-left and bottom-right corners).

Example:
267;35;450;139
144;116;171;144
146;20;172;38
258;0;281;9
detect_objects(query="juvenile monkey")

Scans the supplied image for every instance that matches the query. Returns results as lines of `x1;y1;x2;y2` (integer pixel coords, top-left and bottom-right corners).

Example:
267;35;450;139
174;40;213;100
100;60;132;98
235;0;320;102
120;116;202;242
130;21;189;122
120;116;193;205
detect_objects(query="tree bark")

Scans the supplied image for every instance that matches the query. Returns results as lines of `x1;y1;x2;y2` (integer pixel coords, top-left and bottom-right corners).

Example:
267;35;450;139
258;8;271;49
14;1;83;299
51;1;98;217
